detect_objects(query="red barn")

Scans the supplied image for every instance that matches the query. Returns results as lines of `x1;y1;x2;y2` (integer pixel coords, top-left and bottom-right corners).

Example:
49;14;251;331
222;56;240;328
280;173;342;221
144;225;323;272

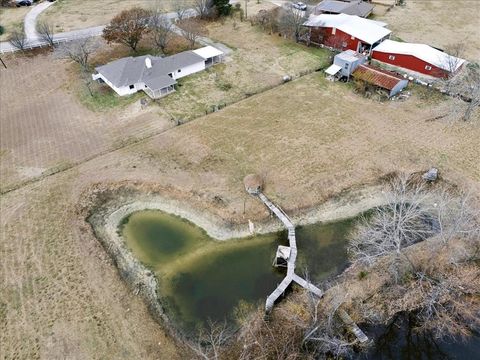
303;13;391;53
371;40;465;79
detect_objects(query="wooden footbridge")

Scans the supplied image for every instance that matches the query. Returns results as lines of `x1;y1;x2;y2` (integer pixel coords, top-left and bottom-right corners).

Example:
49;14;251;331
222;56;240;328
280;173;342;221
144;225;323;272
256;192;368;343
258;193;323;312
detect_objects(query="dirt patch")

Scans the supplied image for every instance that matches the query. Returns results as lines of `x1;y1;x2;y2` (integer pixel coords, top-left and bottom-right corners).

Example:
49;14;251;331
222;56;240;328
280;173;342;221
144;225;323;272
377;0;480;61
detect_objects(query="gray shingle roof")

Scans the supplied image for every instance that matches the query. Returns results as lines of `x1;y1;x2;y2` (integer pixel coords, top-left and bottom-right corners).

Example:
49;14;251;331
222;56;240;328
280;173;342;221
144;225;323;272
144;75;176;90
95;50;205;90
316;0;374;18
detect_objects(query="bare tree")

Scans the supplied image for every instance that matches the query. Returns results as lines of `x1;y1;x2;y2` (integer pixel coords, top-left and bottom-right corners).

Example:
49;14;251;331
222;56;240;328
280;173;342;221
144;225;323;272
57;38;99;71
9;30;27;51
413;263;480;339
179;19;205;49
349;173;480;272
302;287;357;358
37;21;55;47
189;320;231;360
432;189;480;244
80;68;95;97
451;63;480;122
194;0;214;19
150;12;174;53
252;9;278;34
278;6;310;42
349;175;435;268
175;3;190;21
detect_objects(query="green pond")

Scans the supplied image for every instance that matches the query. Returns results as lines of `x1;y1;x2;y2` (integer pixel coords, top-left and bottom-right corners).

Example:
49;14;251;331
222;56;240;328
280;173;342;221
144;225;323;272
122;210;357;333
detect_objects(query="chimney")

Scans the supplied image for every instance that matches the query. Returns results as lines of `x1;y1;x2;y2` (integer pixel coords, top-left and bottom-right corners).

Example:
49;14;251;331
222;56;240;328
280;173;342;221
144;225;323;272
145;57;152;69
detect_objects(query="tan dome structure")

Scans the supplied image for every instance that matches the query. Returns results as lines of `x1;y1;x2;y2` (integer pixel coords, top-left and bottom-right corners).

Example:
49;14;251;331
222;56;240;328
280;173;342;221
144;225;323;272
244;174;263;195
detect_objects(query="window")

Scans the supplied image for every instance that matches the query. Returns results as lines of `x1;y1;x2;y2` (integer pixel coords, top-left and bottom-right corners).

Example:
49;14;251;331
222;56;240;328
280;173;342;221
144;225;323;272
425;65;432;70
332;28;336;35
129;85;134;89
351;36;355;40
344;63;349;69
389;55;396;60
342;41;347;48
177;69;182;73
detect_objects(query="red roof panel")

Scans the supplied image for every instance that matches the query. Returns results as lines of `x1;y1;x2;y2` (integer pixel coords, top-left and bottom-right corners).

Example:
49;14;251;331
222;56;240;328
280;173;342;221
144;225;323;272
352;64;405;91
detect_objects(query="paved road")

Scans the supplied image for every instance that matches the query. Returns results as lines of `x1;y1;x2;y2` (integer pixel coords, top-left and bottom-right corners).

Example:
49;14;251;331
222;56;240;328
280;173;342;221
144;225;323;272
0;2;249;54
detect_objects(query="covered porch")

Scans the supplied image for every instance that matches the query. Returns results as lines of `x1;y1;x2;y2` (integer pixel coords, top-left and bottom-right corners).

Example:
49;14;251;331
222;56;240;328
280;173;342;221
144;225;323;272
193;46;224;68
144;84;176;99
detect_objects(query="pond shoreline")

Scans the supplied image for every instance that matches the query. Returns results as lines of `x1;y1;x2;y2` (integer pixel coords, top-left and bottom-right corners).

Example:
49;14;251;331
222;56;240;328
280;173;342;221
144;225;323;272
86;184;387;341
104;185;387;241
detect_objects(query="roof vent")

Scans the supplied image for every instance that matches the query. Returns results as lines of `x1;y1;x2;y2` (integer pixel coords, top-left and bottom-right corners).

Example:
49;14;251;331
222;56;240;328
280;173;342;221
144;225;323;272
145;57;152;69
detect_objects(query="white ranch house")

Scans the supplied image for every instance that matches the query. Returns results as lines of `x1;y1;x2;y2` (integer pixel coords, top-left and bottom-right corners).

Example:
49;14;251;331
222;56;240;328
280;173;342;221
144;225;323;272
92;46;224;99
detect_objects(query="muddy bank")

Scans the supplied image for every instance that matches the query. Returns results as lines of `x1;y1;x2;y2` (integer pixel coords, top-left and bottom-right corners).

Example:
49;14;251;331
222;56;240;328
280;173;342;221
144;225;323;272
102;185;386;241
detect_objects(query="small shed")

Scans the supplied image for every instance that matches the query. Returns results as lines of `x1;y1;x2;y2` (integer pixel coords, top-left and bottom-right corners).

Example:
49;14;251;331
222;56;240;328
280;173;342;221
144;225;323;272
330;49;367;78
352;64;408;98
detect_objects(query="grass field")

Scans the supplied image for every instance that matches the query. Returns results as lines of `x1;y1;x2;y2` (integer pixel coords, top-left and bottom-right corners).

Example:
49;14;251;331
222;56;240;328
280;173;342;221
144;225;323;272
1;2;479;358
0;17;330;192
377;0;480;61
38;0;195;33
1;69;479;360
0;6;29;42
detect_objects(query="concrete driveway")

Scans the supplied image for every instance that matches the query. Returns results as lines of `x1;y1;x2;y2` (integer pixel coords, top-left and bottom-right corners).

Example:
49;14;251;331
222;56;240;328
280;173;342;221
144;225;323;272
24;1;55;40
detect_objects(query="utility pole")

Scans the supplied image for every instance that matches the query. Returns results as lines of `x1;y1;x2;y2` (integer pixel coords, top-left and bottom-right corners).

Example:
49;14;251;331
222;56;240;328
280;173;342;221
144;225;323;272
0;57;6;69
244;0;249;19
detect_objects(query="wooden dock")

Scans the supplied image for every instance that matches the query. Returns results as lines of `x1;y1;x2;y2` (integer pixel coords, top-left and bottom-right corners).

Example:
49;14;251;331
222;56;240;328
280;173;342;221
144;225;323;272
257;192;368;342
258;193;323;313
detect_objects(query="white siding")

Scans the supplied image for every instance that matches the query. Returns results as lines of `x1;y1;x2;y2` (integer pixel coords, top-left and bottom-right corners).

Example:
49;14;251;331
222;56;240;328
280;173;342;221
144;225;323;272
172;61;205;80
390;79;408;97
93;73;139;96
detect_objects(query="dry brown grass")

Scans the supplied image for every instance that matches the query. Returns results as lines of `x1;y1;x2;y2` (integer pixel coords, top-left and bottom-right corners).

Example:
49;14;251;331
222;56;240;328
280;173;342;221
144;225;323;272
0;18;330;191
1;5;480;357
0;52;173;192
1;68;479;359
157;17;330;120
377;0;480;61
0;5;30;41
37;0;194;33
0;174;181;360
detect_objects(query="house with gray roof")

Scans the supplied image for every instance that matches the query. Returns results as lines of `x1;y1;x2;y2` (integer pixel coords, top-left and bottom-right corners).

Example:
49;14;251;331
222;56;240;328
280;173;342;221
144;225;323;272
314;0;374;18
92;46;224;99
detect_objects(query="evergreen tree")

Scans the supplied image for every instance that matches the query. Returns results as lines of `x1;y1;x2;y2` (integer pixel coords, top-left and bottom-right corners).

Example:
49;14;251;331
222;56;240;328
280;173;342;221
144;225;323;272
213;0;232;16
